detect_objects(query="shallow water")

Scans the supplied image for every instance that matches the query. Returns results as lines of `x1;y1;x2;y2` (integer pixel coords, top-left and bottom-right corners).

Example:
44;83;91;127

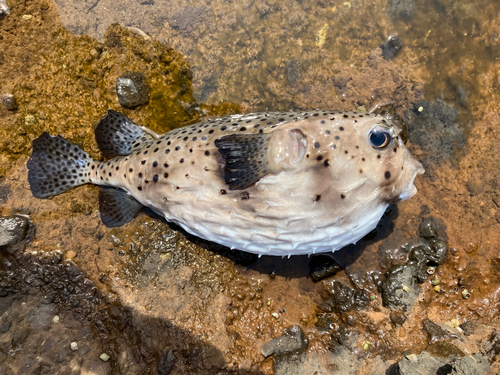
0;0;499;374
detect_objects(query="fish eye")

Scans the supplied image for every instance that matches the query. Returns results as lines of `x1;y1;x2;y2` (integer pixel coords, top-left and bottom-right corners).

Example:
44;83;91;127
369;127;392;149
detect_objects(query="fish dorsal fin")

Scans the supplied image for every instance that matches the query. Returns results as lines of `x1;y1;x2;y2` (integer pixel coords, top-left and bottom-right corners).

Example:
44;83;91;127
215;133;271;190
99;187;143;228
94;110;152;158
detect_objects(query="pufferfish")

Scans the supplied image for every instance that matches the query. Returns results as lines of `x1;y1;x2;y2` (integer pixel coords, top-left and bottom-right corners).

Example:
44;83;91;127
27;104;424;257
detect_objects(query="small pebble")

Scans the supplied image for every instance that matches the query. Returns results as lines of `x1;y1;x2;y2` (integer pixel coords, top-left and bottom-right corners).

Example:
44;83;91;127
2;94;18;110
116;72;149;108
418;106;424;112
53;315;60;324
271;312;279;319
100;353;110;362
70;342;78;351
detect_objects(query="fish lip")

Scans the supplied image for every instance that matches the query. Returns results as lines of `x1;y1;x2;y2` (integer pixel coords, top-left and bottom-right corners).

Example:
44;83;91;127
399;160;424;201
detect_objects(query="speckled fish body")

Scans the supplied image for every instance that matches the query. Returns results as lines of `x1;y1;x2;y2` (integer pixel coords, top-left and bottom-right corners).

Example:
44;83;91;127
28;107;424;257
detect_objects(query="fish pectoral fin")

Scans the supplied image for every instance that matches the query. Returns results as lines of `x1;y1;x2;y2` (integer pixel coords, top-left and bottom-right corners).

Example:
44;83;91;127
94;110;153;158
99;187;144;228
214;133;272;190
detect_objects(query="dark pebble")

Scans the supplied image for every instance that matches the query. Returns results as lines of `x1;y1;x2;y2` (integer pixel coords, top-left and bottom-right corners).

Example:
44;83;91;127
419;217;438;240
389;310;407;326
0;321;11;333
309;255;343;282
116;72;149;108
261;325;307;357
422;319;459;343
320;280;369;313
380;35;403;60
459;321;476;336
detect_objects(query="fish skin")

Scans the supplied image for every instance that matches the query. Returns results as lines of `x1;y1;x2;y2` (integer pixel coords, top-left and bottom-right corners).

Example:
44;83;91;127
28;108;424;257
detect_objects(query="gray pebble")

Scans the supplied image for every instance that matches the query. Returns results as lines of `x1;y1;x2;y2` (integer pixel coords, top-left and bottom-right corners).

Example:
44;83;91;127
261;325;307;357
0;215;29;248
2;94;18;110
116;72;149;108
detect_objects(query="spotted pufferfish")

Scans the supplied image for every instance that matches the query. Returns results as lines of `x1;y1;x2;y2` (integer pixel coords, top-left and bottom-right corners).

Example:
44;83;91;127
27;104;424;257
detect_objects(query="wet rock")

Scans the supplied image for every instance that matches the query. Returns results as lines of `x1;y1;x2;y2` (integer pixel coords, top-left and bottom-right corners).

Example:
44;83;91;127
419;218;438;240
459;321;476;336
2;94;17;110
380;36;403;60
116;72;149;108
422;319;459;343
386;0;414;21
320;280;369;313
396;351;492;375
450;354;493;374
261;325;307;358
309;255;342;282
13;327;33;345
0;215;29;248
158;349;175;374
333;325;359;348
389;310;407;326
380;264;416;310
0;321;11;333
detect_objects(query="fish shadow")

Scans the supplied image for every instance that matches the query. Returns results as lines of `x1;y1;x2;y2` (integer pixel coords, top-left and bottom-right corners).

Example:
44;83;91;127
143;204;399;280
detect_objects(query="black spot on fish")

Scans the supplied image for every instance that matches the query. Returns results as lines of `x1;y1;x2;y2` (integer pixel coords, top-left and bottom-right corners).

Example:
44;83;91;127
91;165;95;170
240;127;247;131
341;193;346;199
205;151;210;156
166;149;170;154
321;120;325;124
335;136;340;140
164;163;169;168
139;173;143;178
314;142;320;148
209;129;214;134
129;168;133;172
138;186;142;191
324;159;330;166
317;155;323;161
141;160;146;165
344;150;348;154
326;130;330;135
343;114;348;118
116;166;119;170
241;192;249;200
180;158;184;163
314;194;321;201
385;171;391;179
143;151;148;155
175;146;180;151
377;154;382;159
153;162;158;167
220;189;226;195
339;127;344;131
164;173;168;178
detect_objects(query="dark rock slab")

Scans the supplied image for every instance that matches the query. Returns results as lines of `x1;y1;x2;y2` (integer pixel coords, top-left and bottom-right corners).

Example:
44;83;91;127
261;325;307;358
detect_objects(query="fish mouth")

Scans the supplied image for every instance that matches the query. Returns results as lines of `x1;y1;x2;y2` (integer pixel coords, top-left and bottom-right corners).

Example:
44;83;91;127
399;159;425;201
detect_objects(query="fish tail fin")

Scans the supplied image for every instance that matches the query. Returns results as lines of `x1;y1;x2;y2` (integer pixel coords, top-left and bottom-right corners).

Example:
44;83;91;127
94;110;151;158
27;132;94;198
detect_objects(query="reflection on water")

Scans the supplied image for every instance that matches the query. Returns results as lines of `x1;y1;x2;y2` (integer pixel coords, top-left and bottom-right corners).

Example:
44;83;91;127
0;0;500;373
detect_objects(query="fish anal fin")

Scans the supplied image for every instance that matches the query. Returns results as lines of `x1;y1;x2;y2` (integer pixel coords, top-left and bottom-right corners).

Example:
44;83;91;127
99;187;143;228
94;110;153;158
